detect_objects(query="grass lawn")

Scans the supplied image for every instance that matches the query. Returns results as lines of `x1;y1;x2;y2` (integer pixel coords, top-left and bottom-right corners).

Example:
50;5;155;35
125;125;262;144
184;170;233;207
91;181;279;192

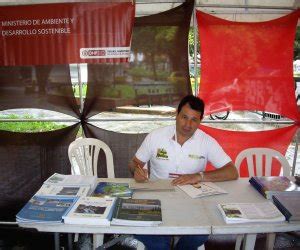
0;114;67;132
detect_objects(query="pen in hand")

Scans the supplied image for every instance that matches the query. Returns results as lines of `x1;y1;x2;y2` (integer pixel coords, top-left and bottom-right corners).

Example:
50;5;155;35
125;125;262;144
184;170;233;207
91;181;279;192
135;163;148;181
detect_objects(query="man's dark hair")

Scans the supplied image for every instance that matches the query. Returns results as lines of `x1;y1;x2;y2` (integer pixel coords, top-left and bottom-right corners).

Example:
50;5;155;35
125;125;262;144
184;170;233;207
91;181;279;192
177;95;205;119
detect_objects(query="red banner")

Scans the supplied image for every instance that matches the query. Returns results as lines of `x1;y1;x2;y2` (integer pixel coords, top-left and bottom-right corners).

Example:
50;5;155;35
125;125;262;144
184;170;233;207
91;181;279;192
0;2;135;66
199;125;298;177
197;10;300;121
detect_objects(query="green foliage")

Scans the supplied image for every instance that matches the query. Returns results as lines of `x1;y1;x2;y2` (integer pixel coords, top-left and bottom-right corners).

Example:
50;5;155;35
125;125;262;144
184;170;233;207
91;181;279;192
188;27;200;58
128;67;169;81
132;27;177;54
100;85;136;99
0;114;67;133
73;84;87;98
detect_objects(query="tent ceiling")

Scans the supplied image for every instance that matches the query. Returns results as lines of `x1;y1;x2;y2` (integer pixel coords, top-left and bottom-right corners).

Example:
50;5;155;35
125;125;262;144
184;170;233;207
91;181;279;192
0;0;298;21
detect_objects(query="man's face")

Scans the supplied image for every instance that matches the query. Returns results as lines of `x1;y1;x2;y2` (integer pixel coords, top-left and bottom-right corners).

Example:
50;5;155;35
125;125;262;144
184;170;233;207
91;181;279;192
176;103;202;139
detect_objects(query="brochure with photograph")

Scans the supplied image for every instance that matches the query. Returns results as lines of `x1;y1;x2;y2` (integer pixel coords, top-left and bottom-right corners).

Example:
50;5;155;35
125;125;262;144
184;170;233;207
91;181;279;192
16;195;78;224
218;202;285;224
63;196;116;226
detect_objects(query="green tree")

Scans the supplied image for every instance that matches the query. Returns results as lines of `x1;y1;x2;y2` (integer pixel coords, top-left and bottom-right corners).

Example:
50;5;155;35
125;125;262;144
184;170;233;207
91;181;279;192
188;27;200;58
132;27;177;80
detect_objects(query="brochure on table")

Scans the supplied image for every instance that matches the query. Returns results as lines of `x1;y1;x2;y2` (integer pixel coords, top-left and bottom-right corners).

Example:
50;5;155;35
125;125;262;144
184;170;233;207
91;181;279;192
177;182;228;198
111;198;162;226
16;195;78;223
217;202;285;224
63;196;117;226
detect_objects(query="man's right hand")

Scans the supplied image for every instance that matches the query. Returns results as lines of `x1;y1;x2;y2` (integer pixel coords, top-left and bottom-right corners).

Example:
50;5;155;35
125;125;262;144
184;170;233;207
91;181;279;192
133;166;148;182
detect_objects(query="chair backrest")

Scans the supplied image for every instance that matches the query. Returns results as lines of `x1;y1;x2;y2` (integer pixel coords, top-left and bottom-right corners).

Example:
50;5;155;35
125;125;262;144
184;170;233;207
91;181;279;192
68;138;115;178
235;148;291;177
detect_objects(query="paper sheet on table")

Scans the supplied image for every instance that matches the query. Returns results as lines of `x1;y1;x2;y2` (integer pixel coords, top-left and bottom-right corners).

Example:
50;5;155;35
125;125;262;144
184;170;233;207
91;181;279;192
129;179;174;191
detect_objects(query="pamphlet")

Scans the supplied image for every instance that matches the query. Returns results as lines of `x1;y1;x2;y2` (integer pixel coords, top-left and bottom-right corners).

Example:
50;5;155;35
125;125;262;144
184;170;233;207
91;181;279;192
16;195;78;223
44;173;97;189
177;182;227;198
63;196;116;226
36;184;90;197
272;193;300;222
217;202;285;224
91;182;133;198
249;176;300;200
111;198;162;226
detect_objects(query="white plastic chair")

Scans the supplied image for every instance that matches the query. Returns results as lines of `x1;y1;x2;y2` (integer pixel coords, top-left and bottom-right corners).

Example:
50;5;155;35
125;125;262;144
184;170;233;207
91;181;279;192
235;148;291;177
68;138;114;249
68;138;145;249
68;137;114;178
234;147;291;250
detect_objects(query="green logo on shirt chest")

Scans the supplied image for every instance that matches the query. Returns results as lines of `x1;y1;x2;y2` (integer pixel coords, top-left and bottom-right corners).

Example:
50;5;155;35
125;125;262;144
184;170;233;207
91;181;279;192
188;154;205;160
156;148;168;159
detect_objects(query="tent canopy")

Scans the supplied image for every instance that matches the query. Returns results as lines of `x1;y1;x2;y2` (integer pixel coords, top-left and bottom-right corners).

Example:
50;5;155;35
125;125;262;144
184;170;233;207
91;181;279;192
0;0;298;21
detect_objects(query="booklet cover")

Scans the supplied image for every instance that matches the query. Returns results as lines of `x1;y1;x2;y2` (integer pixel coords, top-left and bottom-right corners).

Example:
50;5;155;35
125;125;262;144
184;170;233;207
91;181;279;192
44;173;97;188
16;195;78;223
36;184;90;197
272;193;300;222
111;198;162;226
249;176;300;199
217;202;285;224
63;196;116;226
177;182;227;198
91;182;133;198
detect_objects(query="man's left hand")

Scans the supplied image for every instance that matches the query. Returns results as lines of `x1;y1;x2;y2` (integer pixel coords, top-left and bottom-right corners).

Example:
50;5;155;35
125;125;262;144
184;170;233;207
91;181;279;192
171;174;201;185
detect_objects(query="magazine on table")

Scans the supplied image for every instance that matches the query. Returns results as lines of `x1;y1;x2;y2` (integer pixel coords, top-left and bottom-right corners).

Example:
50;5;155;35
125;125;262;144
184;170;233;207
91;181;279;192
36;184;90;197
44;173;97;189
272;193;300;222
90;182;133;198
16;195;78;224
63;196;117;226
217;202;285;224
111;198;162;226
177;182;228;198
249;176;300;200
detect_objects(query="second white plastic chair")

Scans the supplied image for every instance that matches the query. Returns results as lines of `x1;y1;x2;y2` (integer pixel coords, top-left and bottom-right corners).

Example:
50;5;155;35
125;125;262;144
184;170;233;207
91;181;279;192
234;147;291;250
68;137;114;178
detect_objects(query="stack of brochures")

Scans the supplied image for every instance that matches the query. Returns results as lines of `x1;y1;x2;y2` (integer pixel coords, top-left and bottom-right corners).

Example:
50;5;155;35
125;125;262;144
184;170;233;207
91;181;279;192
217;202;285;224
17;174;166;226
44;173;97;189
36;184;90;197
35;173;99;197
16;173;99;224
249;176;300;199
272;193;300;222
111;198;162;226
16;195;78;223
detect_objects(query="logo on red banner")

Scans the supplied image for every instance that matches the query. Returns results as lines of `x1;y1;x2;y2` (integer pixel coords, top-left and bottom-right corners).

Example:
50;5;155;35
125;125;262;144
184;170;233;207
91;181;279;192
80;47;130;59
81;49;106;57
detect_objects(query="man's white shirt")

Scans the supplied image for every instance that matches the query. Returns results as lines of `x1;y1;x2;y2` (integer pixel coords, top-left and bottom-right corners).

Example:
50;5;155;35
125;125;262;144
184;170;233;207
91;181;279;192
135;125;232;179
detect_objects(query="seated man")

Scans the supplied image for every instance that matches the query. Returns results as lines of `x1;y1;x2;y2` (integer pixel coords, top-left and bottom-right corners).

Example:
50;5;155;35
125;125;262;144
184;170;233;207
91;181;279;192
129;95;239;250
